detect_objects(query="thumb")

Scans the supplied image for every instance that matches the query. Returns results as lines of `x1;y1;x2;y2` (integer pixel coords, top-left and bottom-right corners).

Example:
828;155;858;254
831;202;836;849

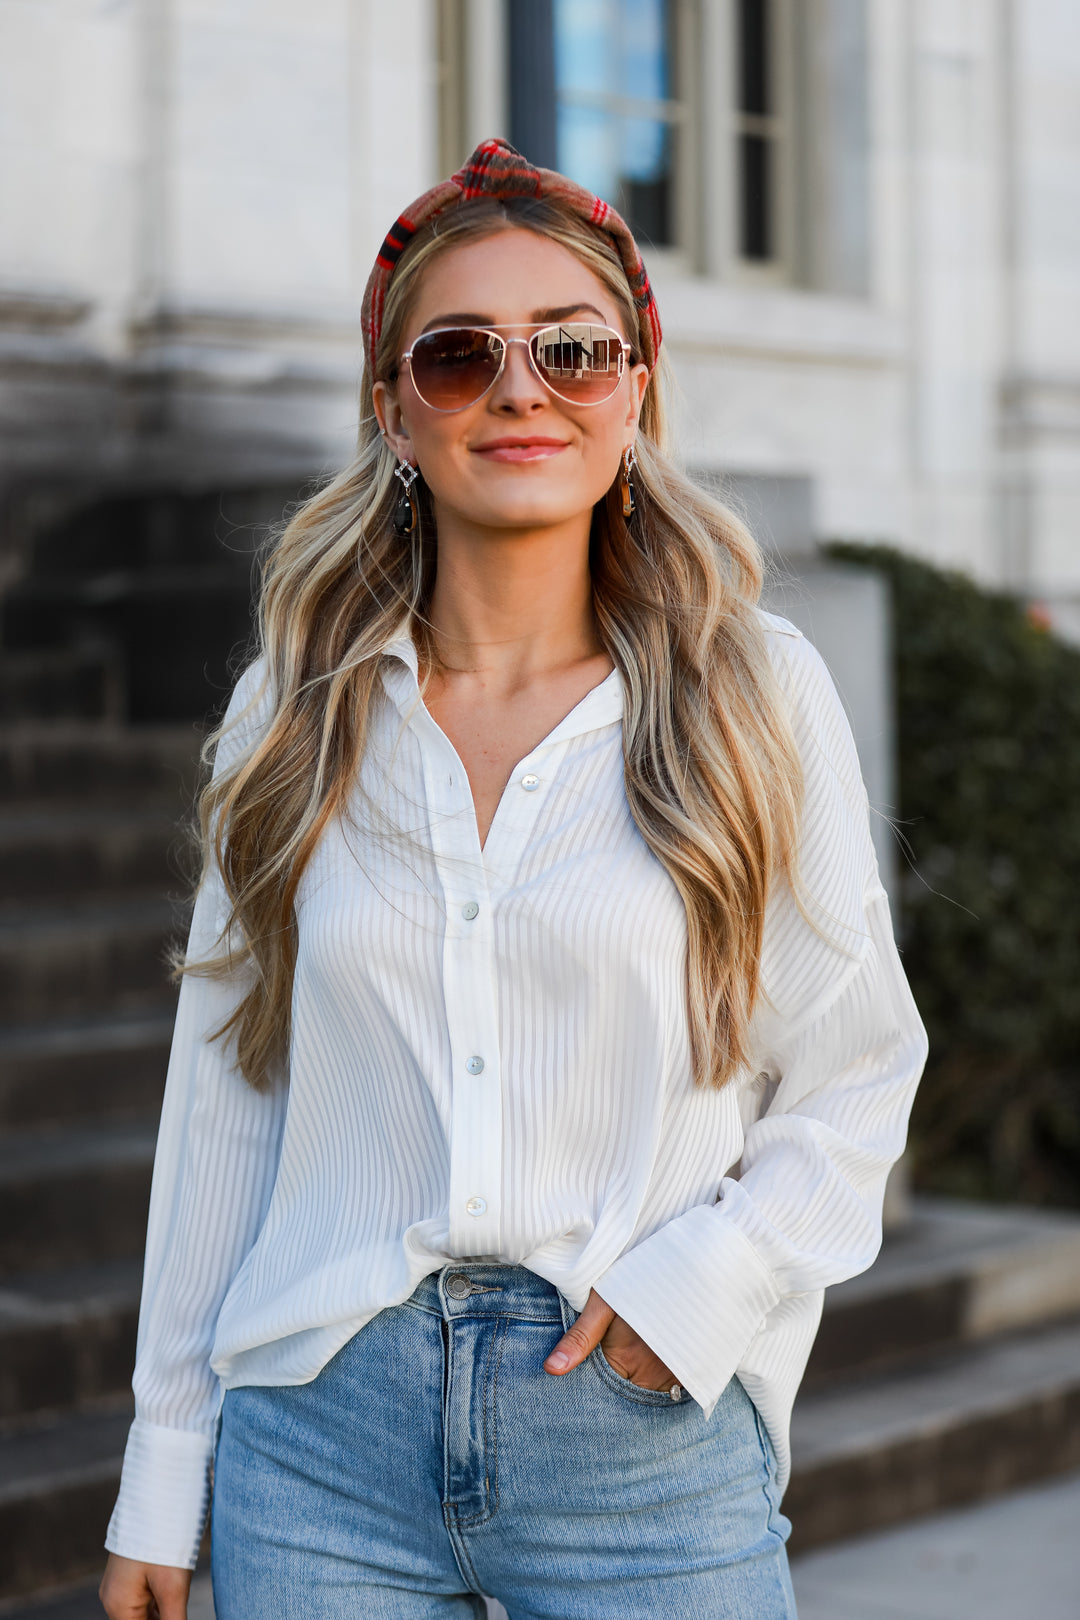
544;1289;615;1375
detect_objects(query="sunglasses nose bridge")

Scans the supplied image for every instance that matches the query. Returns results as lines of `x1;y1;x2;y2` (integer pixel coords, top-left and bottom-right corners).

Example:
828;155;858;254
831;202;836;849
488;334;551;403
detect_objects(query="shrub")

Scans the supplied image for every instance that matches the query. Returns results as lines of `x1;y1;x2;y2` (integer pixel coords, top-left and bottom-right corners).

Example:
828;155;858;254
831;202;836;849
829;544;1080;1207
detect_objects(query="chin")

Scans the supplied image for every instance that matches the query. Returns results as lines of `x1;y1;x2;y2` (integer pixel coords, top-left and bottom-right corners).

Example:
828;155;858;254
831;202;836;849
479;500;587;530
442;483;588;529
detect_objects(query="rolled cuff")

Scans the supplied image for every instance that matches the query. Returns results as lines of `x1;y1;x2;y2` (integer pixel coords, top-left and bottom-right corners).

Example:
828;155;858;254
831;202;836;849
105;1418;214;1570
595;1204;781;1419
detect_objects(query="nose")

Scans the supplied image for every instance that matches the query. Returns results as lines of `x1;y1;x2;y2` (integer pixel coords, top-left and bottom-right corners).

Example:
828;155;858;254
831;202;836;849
488;337;549;413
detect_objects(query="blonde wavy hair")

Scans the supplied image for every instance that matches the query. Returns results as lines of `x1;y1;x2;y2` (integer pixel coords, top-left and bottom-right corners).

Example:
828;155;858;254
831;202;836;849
181;196;804;1091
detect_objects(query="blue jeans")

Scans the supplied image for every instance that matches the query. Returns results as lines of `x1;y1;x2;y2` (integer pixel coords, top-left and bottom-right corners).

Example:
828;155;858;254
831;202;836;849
211;1264;796;1618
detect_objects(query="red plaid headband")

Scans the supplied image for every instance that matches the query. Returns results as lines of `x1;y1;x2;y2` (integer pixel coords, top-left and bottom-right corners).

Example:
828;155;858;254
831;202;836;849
361;137;663;375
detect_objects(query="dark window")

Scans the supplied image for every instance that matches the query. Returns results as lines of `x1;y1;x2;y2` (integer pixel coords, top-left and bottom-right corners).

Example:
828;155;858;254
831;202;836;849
736;0;778;261
509;0;559;170
554;0;680;248
739;134;771;259
738;0;770;117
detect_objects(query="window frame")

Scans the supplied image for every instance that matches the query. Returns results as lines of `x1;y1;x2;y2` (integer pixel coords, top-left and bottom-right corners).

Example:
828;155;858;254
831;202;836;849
727;0;798;284
434;0;815;289
435;0;468;177
435;0;509;177
551;0;693;260
436;0;699;270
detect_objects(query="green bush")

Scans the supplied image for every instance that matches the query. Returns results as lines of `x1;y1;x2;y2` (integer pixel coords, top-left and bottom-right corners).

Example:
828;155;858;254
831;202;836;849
829;544;1080;1207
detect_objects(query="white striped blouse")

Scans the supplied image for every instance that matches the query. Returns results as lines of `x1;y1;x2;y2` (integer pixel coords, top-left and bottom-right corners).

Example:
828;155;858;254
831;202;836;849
105;612;927;1570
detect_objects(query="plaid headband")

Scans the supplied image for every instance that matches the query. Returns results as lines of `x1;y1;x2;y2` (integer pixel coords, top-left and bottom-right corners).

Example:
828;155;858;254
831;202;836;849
361;137;663;375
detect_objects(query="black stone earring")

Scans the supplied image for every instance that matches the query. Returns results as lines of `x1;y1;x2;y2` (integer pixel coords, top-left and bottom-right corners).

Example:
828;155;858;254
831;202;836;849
393;461;419;538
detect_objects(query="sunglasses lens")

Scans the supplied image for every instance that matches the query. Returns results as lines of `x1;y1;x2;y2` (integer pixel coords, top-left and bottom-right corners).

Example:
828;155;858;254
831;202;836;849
407;328;503;410
531;323;625;403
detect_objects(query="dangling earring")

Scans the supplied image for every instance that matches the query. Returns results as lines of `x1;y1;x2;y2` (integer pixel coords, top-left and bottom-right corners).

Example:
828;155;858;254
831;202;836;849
393;461;419;538
620;446;636;523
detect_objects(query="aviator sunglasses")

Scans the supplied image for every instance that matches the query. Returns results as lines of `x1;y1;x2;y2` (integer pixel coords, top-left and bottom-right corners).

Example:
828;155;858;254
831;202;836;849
397;322;632;413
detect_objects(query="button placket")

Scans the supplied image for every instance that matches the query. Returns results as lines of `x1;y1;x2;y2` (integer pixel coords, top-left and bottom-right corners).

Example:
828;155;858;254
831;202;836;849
410;707;504;1255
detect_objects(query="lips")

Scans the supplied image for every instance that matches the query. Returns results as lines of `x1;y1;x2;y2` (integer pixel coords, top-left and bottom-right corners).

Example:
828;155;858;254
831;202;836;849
471;437;570;463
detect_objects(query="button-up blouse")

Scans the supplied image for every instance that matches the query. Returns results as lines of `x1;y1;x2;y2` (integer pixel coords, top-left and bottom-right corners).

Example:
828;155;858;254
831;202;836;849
105;613;927;1569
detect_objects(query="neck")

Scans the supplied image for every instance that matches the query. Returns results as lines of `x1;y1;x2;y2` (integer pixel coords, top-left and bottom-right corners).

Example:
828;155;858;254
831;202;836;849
424;506;604;689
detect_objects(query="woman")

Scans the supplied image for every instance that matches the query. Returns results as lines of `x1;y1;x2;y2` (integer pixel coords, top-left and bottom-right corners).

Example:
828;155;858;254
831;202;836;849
100;139;926;1619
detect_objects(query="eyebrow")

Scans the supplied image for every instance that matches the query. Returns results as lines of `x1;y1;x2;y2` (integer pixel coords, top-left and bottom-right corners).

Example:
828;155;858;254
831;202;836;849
419;302;610;334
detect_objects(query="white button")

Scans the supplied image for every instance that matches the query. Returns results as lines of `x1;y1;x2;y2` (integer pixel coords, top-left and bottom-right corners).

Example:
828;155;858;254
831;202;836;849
466;1055;485;1075
461;901;480;921
465;1196;487;1216
520;773;540;791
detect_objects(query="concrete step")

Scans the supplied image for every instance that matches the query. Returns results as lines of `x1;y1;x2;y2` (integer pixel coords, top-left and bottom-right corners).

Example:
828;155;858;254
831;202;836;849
0;724;201;809
0;1259;141;1422
0;1122;156;1276
0;1579;111;1618
0;650;123;726
0;1397;132;1601
0;1012;171;1131
787;1316;1080;1550
0;1012;172;1131
0;808;185;903
808;1196;1080;1385
0;1580;116;1619
0;899;180;1023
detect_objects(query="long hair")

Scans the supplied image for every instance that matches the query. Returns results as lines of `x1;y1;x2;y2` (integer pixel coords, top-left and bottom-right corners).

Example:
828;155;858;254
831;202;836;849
180;196;804;1091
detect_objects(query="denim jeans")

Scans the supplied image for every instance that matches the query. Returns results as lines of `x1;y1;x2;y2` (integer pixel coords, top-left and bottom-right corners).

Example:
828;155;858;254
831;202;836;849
211;1264;796;1618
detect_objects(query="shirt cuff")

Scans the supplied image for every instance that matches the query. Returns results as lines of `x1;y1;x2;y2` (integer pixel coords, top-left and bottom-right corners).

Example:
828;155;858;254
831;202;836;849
105;1418;214;1569
595;1203;781;1418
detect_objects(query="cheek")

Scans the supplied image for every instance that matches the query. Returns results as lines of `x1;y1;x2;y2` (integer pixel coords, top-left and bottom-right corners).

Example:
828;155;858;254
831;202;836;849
400;409;468;471
579;410;630;473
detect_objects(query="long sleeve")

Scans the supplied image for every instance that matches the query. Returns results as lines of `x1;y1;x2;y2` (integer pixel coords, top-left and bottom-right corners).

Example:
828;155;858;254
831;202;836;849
595;625;928;1421
106;665;289;1568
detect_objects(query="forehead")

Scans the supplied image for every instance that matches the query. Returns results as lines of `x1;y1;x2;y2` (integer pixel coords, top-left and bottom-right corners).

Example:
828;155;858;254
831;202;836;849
404;226;626;336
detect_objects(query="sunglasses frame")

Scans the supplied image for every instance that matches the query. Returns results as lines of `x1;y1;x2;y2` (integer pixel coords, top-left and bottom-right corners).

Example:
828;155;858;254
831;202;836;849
398;322;633;413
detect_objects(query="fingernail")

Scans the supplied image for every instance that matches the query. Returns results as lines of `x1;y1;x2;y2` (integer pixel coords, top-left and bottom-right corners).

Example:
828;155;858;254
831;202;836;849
546;1350;569;1372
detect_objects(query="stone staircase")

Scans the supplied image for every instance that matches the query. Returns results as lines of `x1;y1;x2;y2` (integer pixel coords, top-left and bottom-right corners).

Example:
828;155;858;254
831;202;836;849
1;657;1080;1615
0;689;200;1611
787;1196;1080;1550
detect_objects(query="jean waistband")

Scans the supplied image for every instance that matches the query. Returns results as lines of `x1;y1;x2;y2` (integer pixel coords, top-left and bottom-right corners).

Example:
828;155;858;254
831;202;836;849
406;1263;565;1323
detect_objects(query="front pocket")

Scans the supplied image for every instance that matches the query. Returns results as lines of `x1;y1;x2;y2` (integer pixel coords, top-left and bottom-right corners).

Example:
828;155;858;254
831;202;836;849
556;1291;686;1408
591;1342;687;1407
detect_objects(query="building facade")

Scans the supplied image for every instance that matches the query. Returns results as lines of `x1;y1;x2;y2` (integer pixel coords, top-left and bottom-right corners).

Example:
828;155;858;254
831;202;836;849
1;0;1078;639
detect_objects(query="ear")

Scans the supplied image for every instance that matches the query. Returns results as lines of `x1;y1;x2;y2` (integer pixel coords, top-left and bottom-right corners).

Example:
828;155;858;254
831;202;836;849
623;361;650;438
372;379;416;465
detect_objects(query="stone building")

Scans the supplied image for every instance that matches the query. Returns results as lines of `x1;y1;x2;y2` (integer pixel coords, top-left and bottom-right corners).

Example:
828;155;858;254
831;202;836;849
4;0;1079;647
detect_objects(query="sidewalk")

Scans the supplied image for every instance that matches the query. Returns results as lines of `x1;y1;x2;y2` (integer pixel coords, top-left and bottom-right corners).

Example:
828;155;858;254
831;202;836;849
790;1467;1080;1620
